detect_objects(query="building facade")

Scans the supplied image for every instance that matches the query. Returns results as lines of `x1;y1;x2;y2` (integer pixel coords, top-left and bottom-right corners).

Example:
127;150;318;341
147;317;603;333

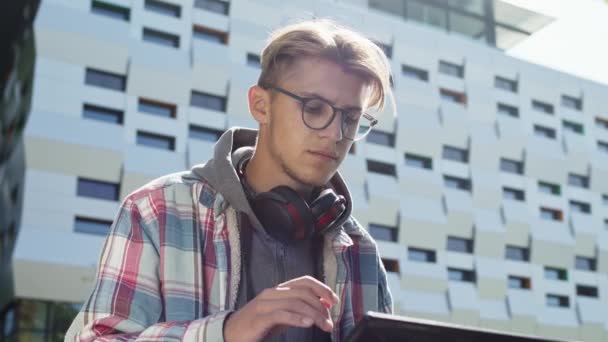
5;0;608;340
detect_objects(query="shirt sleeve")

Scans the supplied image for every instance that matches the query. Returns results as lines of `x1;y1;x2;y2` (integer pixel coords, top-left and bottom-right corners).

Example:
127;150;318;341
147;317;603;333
65;196;231;342
377;253;394;314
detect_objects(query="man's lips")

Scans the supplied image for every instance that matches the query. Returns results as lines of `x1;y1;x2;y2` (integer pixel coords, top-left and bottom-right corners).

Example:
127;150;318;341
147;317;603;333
309;150;339;161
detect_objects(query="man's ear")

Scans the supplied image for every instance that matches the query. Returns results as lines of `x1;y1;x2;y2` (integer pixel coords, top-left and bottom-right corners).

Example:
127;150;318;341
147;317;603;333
248;85;271;124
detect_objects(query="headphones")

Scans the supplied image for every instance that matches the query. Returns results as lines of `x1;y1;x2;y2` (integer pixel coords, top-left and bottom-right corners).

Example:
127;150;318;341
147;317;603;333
237;157;347;244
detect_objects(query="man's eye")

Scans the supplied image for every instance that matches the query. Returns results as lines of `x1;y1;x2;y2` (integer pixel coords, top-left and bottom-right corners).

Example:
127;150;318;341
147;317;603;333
344;111;361;123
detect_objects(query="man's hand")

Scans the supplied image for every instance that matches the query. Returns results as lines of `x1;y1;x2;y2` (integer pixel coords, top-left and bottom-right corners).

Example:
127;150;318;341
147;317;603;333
223;276;340;342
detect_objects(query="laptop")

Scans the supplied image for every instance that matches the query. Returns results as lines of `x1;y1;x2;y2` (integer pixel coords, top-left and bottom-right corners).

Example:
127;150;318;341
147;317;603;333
345;311;572;342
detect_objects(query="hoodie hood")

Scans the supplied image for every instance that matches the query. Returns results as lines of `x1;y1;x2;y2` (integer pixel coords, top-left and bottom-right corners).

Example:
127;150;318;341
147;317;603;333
190;127;354;234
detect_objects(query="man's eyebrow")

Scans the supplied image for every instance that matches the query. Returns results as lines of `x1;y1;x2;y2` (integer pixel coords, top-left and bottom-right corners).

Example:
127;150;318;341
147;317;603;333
299;91;362;111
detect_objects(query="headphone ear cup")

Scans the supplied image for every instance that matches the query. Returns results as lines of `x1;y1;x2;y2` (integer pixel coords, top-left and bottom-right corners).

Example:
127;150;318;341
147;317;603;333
310;189;346;234
270;186;315;240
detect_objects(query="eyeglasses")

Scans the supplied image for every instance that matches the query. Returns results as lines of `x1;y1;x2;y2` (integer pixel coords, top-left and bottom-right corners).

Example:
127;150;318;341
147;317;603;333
261;84;378;141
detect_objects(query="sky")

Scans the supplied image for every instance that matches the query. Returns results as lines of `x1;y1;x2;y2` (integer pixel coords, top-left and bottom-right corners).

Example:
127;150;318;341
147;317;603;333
505;0;608;86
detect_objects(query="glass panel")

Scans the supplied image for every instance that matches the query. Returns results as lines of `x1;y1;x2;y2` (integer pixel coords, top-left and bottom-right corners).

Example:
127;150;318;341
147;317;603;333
136;132;175;150
408;248;435;262
405;153;432;170
77;178;119;201
366;130;394;146
367;160;396;176
18;300;48;330
449;0;484;14
49;303;81;342
369;0;406;18
407;1;448;30
449;12;486;41
189;125;223;142
145;0;181;17
447;236;473;253
190;91;226;111
369;224;397;242
138;99;175;118
194;0;229;15
83;104;123;124
74;217;112;236
85;69;125;91
402;64;429;81
91;1;130;21
142;28;179;48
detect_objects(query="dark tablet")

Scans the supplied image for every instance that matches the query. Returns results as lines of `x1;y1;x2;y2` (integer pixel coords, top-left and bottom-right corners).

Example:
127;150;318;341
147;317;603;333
345;311;571;342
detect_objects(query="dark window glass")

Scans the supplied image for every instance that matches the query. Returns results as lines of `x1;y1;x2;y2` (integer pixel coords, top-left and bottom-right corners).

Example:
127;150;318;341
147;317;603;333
136;131;175;151
369;223;398;242
74;216;112;236
402;64;428;81
408;247;436;263
194;0;229;14
407;1;447;30
505;245;529;262
446;236;473;253
538;181;561;195
575;256;597;271
494;76;517;92
443;175;471;191
77;178;119;201
532;100;554;115
440;88;467;105
193;25;228;44
570;200;591;214
405;153;433;170
546;294;569;308
499;158;523;174
439;60;464;78
598;141;608;153
533;125;556;139
367;160;396;176
144;0;180;17
561;95;582;111
540;207;562;221
544;267;568;281
497;103;519;118
508;275;531;289
138;98;176;118
595;117;608;130
568;173;589;188
189;125;223;142
366;130;395;147
85;68;126;91
562;120;584;134
603;194;608;206
142;28;180;48
576;285;598;298
190;90;226;111
442;145;468;163
447;268;476;282
503;187;525;201
246;53;261;68
83;104;123;124
91;0;130;21
382;258;400;273
374;41;392;59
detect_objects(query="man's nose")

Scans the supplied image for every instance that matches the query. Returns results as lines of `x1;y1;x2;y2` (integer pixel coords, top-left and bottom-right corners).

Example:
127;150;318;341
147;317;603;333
320;111;343;141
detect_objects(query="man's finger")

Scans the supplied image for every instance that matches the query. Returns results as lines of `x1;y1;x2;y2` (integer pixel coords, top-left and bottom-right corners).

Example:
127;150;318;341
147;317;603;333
279;276;340;304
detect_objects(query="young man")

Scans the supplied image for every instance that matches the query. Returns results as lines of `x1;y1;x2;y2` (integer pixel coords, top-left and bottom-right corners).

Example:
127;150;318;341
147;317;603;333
66;19;394;342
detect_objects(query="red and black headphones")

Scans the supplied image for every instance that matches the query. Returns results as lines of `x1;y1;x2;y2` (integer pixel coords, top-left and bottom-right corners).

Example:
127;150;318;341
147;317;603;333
237;157;347;244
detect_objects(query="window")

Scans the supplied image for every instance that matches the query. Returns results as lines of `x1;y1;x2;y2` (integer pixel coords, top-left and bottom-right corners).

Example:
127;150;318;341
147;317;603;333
74;216;112;236
142;28;180;48
499;158;523;174
440;88;467;105
405;153;432;170
193;25;228;44
546;294;569;308
538;181;561;196
533;125;556;139
442;145;468;163
439;60;464;78
561;95;582;111
603;194;608;206
568;173;589;188
447;268;476;282
189;125;223;142
532;100;554;115
408;247;436;263
562;120;584;134
246;53;261;68
367;160;396;176
494;76;517;93
446;236;473;253
85;68;126;91
540;207;563;221
508;275;531;289
575;256;597;271
91;0;130;21
366;130;395;147
402;64;428;81
569;200;591;214
144;0;180;17
190;91;226;111
595;117;608;130
82;104;123;124
194;0;229;14
138;98;176;118
505;245;530;262
497;103;519;118
368;223;398;242
77;178;119;201
576;285;598;298
382;258;400;273
598;141;608;153
374;41;392;59
136;131;175;151
605;219;608;230
544;267;568;281
503;187;525;201
443;175;471;191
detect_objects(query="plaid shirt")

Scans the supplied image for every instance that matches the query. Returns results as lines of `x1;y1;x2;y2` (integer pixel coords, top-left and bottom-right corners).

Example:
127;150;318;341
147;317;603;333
66;170;393;341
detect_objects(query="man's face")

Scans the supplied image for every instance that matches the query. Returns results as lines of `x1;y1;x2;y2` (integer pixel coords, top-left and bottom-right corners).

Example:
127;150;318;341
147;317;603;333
261;57;367;190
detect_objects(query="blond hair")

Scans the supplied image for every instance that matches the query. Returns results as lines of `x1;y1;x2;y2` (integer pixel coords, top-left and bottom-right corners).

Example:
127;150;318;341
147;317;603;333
258;19;395;117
